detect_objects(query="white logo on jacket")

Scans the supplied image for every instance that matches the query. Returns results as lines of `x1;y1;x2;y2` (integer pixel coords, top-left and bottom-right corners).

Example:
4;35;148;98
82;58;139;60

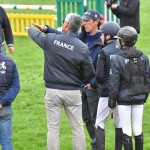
53;40;74;51
0;62;6;74
125;59;129;64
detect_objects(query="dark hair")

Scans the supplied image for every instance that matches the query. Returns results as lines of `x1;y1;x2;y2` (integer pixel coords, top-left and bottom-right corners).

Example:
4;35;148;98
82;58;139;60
80;26;87;43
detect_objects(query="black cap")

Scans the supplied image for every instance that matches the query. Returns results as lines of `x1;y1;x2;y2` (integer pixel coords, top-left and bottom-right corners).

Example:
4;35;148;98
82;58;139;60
116;26;138;46
82;10;100;20
100;21;120;37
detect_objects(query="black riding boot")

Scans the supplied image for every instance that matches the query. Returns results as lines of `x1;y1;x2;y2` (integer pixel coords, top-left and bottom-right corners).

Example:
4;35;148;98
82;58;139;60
135;133;143;150
115;128;123;150
85;122;97;150
122;134;133;150
95;126;105;150
91;137;97;150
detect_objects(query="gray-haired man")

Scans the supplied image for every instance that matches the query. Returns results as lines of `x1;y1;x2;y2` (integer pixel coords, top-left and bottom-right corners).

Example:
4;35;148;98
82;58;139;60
26;13;95;150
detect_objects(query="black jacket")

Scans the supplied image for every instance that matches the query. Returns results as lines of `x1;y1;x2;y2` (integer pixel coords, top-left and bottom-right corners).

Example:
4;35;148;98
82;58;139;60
28;28;95;90
112;0;140;33
96;41;120;97
108;48;150;108
0;6;14;46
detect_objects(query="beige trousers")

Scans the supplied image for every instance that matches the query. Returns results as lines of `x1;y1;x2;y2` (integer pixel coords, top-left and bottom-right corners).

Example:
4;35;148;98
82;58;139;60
44;88;86;150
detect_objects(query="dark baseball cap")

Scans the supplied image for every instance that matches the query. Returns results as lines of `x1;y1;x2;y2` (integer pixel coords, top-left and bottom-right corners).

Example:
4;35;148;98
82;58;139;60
82;10;101;20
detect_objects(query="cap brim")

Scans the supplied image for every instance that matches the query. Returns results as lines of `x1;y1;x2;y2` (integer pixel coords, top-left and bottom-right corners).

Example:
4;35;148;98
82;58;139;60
82;15;91;20
113;36;121;39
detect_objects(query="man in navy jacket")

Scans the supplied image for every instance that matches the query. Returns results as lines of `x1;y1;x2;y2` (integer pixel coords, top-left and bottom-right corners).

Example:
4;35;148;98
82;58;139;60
0;36;20;149
26;13;95;150
32;10;104;150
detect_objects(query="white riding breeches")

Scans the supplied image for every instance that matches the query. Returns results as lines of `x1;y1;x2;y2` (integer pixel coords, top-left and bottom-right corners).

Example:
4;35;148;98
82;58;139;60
95;97;121;129
118;104;144;136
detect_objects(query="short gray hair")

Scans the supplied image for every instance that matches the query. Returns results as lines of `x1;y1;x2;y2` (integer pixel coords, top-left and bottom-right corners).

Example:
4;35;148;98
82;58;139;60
65;13;82;33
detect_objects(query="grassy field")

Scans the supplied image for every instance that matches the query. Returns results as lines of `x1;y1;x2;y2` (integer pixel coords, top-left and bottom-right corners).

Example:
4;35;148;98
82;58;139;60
1;0;150;150
1;0;56;14
0;0;56;5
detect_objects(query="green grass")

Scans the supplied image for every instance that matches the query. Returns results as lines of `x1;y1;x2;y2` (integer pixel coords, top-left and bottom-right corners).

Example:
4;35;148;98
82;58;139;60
0;0;56;5
1;0;150;150
1;0;56;14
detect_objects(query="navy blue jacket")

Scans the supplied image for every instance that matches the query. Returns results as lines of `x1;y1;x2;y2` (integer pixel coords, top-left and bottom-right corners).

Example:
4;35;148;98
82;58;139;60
45;25;61;35
28;28;95;90
43;26;104;89
96;41;120;96
0;53;20;107
79;31;104;89
108;48;150;108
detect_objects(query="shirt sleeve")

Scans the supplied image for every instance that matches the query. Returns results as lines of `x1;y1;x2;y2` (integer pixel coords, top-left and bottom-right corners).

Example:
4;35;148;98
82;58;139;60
111;7;120;18
108;55;120;108
28;27;46;49
1;6;14;46
95;50;105;84
117;0;139;16
45;25;62;34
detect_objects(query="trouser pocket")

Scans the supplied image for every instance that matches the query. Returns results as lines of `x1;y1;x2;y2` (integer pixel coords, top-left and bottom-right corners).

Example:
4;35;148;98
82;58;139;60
0;106;12;119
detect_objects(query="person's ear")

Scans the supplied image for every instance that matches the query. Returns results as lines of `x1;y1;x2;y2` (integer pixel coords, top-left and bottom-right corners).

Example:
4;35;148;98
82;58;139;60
63;22;69;30
106;34;111;39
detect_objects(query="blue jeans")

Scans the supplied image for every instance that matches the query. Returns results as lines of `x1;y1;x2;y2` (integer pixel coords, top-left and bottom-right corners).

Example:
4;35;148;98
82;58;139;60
0;106;13;150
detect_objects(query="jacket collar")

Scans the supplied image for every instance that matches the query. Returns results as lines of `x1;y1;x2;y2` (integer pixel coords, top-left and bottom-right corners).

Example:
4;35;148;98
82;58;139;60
62;31;78;37
119;48;143;58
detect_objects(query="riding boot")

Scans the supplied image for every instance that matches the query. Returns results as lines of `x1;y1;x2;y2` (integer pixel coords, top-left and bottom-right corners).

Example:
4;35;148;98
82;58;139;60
91;137;97;150
115;128;123;150
85;122;97;150
135;133;143;150
95;126;105;150
122;134;133;150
